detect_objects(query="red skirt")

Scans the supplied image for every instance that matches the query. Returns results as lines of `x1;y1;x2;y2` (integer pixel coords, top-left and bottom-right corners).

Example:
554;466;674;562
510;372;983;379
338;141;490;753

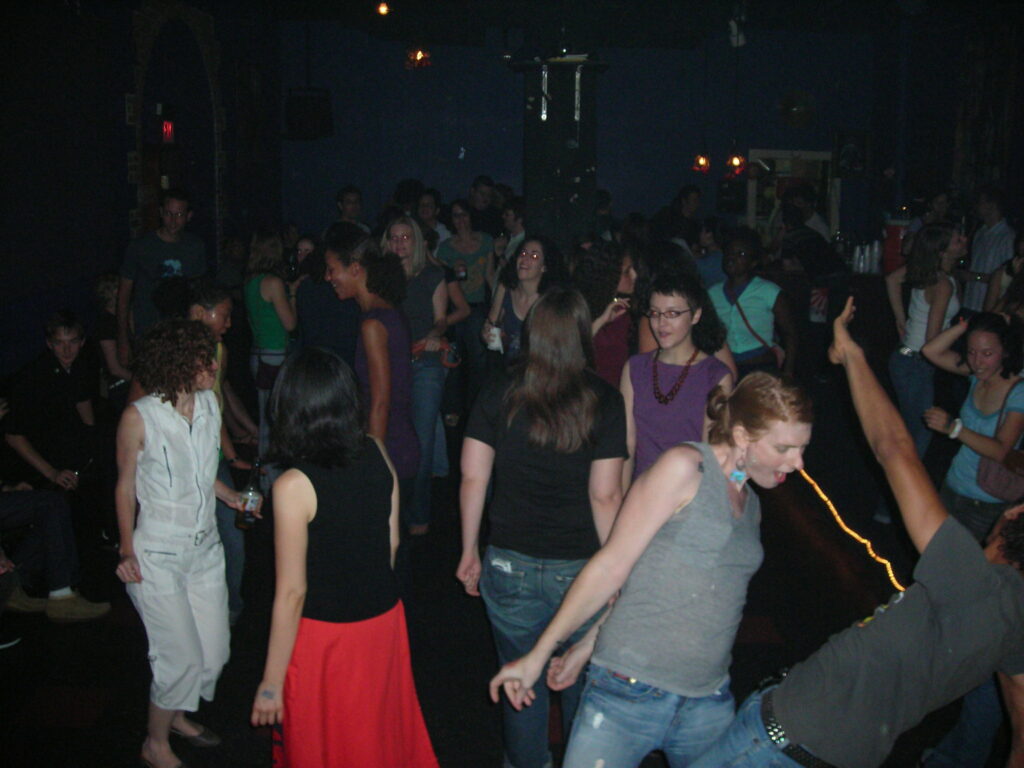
274;601;439;768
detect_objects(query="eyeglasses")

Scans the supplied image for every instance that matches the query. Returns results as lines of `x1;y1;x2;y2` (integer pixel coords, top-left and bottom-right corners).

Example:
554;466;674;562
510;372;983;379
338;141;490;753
519;250;542;260
645;308;693;320
388;233;411;243
162;210;188;219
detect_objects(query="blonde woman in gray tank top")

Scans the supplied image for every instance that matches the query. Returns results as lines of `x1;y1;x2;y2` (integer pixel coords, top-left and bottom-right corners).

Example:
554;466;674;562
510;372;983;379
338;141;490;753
489;372;813;768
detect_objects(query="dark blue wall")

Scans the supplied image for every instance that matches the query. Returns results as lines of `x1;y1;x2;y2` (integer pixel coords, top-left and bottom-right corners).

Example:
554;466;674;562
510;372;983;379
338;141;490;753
280;24;875;229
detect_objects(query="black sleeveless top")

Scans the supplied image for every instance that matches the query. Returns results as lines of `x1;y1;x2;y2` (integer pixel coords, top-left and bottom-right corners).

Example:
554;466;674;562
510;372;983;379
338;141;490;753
294;439;398;623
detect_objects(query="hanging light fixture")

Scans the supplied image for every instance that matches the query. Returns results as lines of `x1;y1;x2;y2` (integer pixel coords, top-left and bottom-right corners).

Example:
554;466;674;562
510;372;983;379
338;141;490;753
377;2;390;15
691;42;711;173
692;153;711;173
725;13;746;178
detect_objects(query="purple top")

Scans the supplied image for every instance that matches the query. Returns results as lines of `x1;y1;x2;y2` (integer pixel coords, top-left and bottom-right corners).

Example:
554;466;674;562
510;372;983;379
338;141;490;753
629;351;731;478
355;307;420;479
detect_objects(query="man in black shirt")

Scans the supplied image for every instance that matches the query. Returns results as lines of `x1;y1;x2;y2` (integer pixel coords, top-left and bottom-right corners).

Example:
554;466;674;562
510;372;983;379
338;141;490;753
4;311;95;489
468;175;504;238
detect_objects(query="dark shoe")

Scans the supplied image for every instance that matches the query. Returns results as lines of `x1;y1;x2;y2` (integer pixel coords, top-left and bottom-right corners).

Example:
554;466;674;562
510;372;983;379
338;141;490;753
6;585;47;613
45;592;111;622
169;724;221;747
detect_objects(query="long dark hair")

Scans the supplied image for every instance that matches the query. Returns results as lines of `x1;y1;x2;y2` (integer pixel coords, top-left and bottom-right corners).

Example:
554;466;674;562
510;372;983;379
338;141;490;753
573;240;625;321
267;348;365;467
504;288;598;452
498;234;567;292
905;223;954;288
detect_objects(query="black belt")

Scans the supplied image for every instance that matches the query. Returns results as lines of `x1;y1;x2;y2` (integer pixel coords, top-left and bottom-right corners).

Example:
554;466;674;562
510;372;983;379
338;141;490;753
761;690;837;768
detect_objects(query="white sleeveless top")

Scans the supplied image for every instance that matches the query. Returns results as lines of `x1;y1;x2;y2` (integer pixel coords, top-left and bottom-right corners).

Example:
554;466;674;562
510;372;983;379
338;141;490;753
903;273;960;351
133;389;220;533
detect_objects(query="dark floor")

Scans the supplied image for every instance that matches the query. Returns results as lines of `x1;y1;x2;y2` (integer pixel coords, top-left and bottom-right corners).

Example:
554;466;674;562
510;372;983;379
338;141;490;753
0;369;1009;767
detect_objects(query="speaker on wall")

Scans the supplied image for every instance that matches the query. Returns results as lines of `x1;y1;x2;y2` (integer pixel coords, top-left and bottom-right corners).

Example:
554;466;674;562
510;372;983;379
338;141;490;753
286;87;333;140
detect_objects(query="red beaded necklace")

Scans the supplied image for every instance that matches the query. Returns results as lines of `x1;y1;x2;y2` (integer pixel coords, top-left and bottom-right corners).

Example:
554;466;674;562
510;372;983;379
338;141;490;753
652;346;700;404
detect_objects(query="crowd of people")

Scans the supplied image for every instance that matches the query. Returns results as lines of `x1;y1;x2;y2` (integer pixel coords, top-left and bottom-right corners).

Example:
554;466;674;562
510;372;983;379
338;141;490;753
0;173;1022;767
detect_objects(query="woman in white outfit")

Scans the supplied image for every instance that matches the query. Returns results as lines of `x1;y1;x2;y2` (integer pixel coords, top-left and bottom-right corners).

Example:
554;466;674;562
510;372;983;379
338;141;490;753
115;319;254;768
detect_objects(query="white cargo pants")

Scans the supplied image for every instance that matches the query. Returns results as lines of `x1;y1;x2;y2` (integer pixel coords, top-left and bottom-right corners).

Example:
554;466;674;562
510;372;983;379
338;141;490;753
127;522;230;711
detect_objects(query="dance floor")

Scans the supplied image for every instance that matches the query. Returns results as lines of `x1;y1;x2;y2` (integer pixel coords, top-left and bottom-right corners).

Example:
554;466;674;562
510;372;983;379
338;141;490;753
0;370;1007;767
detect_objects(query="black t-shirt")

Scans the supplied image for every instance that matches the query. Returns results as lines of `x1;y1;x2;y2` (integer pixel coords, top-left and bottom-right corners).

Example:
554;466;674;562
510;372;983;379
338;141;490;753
470;206;504;239
775;518;1024;768
4;352;95;472
294;439;398;623
466;370;627;559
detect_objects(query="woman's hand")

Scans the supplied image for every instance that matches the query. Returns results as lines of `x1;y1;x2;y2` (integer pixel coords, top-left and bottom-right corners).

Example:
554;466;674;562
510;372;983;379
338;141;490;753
455;550;481;596
547;635;595;692
116;553;142;583
923;406;953;434
594;297;629;334
422;333;443;353
251;682;284;726
489;652;546;710
828;297;859;365
51;469;80;491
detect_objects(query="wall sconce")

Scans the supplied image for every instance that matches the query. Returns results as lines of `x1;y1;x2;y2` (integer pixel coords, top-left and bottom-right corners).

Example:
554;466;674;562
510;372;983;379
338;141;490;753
406;48;431;69
691;153;711;173
726;150;746;175
377;3;390;15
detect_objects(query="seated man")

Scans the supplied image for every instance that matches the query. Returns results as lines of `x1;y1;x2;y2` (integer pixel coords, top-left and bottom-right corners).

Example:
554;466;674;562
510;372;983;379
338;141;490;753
2;484;110;622
4;311;97;490
690;298;1024;768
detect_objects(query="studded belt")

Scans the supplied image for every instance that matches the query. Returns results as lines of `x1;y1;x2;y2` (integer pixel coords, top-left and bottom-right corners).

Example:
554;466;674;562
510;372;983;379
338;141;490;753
760;690;837;768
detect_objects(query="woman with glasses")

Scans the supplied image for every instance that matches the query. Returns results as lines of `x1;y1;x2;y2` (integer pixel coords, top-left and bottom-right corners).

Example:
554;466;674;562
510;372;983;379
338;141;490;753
483;235;564;365
621;266;732;488
385;216;449;536
457;289;628;768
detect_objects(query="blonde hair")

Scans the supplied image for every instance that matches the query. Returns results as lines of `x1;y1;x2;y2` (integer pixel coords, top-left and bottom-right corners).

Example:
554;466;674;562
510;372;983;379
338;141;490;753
381;216;427;277
706;372;812;446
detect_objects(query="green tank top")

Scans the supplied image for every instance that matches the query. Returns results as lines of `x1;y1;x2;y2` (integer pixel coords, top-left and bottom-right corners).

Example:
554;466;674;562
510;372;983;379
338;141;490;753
244;274;288;350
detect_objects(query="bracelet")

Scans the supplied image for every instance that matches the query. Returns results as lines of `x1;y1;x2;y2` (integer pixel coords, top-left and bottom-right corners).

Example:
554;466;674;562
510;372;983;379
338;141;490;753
948;418;963;440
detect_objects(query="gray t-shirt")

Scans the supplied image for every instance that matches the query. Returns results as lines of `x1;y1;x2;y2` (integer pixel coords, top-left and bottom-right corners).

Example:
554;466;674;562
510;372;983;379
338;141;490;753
775;517;1024;768
402;263;445;360
592;442;763;697
121;231;207;335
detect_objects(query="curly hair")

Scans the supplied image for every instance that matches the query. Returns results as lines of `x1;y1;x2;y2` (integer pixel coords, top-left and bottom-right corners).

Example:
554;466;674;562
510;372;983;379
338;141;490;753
706;371;813;446
133;319;216;403
365;250;407;307
573;240;625;320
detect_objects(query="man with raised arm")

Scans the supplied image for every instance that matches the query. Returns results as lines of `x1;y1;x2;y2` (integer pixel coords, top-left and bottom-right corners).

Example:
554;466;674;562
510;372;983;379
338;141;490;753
689;297;1024;768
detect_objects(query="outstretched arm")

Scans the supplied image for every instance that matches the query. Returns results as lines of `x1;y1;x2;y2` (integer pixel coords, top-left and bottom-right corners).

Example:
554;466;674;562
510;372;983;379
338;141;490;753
830;298;947;553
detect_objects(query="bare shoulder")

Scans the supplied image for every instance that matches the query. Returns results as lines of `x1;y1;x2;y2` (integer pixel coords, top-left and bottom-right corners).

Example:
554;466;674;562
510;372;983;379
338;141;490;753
274;467;315;495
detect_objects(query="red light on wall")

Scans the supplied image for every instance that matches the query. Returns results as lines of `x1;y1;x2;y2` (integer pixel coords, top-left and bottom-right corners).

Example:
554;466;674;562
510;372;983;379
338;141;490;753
162;120;175;144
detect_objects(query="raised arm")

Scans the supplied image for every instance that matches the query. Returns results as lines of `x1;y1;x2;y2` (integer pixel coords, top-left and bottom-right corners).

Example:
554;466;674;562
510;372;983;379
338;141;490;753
921;318;971;375
830;298;947;553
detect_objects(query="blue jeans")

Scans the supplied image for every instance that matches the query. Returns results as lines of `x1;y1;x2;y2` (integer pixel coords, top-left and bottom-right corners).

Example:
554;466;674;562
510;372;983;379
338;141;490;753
689;690;804;768
939;482;1006;543
923;676;1002;767
410;358;446;528
480;546;595;768
888;350;934;459
564;665;735;768
214;459;245;625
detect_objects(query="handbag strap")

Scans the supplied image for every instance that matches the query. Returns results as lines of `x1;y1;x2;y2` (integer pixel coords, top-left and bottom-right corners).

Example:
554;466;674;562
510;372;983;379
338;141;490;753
733;297;773;351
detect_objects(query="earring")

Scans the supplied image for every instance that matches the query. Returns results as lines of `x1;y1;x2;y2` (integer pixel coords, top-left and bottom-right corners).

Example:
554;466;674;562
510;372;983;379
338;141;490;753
729;457;747;485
